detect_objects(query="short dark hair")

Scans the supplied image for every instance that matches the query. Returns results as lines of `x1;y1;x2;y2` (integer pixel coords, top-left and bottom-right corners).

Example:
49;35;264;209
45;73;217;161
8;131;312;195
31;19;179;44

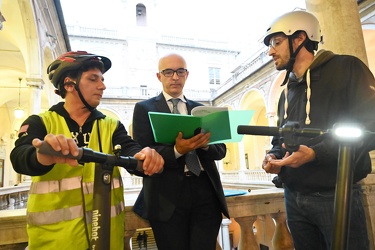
57;61;105;98
291;31;318;53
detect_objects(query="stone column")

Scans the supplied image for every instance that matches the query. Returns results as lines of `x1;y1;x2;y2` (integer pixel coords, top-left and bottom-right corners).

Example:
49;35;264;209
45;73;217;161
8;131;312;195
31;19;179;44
124;229;136;250
235;216;259;250
305;0;368;65
21;78;44;184
271;212;294;250
237;141;248;182
26;78;44;115
220;218;232;250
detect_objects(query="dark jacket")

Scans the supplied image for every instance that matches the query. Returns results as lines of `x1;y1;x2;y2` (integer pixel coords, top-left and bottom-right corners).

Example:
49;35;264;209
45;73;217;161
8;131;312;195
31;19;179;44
269;50;375;193
11;102;142;176
132;93;229;221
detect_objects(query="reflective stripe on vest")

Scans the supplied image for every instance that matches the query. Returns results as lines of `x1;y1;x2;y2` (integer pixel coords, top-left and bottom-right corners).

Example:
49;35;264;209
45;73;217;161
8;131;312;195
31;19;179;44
28;200;125;226
30;176;122;195
28;204;83;226
85;200;125;224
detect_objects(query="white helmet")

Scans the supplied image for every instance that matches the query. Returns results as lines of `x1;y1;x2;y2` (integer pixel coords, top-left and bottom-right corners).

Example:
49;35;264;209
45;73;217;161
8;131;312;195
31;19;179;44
263;10;322;46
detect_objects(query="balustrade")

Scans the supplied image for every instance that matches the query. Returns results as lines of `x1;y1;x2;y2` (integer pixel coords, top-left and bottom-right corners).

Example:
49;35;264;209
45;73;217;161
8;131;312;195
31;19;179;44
0;186;293;250
225;188;293;249
3;175;375;249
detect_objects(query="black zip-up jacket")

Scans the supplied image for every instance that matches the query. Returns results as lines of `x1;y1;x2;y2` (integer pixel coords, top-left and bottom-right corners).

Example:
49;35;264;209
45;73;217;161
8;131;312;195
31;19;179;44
268;50;375;193
11;102;143;176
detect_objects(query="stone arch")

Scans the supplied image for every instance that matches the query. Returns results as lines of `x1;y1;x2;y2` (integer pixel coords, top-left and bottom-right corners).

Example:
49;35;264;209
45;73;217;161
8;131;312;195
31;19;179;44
238;89;269;170
98;107;122;121
21;0;42;80
97;107;133;136
0;0;38;186
42;47;61;110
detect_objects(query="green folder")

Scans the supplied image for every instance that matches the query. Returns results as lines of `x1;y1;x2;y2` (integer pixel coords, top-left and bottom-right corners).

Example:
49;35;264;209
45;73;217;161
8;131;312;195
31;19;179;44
214;110;255;144
148;110;254;145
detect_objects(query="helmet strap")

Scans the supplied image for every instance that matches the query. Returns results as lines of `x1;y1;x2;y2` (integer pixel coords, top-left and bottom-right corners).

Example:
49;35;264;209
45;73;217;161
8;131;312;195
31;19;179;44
280;37;308;86
74;74;96;112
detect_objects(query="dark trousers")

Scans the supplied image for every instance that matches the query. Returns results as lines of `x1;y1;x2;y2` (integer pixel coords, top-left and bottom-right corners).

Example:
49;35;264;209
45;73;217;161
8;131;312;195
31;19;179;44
150;171;222;250
285;184;369;250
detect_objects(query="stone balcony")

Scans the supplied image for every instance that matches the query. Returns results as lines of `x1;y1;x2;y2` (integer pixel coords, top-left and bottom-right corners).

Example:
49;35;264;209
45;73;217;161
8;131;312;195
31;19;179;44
122;187;293;250
1;173;375;250
0;183;292;250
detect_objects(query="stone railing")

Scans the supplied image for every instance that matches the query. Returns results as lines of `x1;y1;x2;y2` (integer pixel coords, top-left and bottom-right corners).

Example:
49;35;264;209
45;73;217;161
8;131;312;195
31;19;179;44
123;187;293;250
0;208;28;248
225;188;293;250
0;186;293;250
3;173;375;249
0;184;29;210
221;170;275;183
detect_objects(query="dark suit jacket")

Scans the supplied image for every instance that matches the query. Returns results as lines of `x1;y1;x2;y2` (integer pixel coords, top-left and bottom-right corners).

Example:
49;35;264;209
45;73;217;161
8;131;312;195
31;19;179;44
132;93;229;221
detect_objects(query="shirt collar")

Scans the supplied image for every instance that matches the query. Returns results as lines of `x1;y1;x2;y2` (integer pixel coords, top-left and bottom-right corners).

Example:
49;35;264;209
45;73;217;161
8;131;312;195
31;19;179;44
162;91;186;103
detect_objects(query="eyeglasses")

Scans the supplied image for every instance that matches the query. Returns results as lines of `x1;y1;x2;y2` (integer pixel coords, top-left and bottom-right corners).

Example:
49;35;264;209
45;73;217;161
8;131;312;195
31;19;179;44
159;68;188;77
269;36;287;50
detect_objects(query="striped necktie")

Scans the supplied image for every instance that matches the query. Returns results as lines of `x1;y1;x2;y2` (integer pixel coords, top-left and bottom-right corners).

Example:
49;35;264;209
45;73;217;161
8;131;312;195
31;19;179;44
170;98;180;114
170;98;201;176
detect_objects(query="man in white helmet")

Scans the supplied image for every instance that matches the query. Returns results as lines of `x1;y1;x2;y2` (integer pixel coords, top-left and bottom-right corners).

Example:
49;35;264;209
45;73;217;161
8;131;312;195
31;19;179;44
261;11;375;249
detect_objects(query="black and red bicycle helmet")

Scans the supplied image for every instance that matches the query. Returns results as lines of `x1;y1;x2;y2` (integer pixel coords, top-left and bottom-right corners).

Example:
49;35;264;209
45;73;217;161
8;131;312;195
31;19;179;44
47;51;111;111
47;51;111;89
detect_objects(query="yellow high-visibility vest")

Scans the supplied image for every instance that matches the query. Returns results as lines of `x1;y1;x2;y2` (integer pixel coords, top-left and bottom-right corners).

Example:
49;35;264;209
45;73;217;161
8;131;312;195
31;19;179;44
27;111;124;250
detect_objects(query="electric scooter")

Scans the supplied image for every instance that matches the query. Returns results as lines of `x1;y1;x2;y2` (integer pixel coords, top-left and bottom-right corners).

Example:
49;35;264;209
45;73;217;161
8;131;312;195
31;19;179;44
37;142;143;250
238;121;374;250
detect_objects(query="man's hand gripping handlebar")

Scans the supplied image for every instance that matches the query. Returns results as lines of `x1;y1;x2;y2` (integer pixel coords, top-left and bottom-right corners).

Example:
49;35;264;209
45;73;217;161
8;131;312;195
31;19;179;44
37;141;143;172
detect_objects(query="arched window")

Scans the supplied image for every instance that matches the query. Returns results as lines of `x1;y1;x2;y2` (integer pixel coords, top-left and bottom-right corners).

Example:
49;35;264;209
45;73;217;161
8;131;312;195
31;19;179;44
136;4;147;26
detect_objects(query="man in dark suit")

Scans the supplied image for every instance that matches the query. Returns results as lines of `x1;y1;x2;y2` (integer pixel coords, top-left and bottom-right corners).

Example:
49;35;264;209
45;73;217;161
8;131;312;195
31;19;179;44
132;53;229;250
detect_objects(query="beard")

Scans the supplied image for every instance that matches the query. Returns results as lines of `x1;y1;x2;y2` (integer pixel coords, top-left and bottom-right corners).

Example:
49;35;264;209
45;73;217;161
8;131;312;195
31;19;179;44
275;57;290;71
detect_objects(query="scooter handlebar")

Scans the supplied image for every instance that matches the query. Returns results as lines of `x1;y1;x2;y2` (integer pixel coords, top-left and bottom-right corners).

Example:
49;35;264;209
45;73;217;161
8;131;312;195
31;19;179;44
37;141;143;172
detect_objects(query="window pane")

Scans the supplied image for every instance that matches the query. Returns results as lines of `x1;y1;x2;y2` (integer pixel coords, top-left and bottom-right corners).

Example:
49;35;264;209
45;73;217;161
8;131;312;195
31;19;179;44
140;85;147;96
208;67;221;85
